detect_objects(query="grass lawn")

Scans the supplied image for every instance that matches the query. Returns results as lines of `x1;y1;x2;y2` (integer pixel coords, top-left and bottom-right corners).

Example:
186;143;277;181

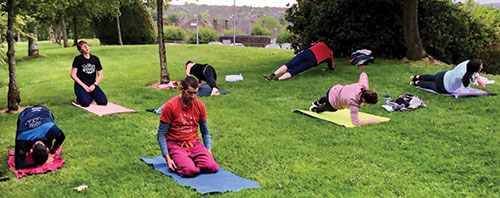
0;41;499;197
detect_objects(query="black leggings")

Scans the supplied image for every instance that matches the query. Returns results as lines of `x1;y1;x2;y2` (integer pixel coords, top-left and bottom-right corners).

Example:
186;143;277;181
417;70;448;94
314;89;337;113
204;66;218;90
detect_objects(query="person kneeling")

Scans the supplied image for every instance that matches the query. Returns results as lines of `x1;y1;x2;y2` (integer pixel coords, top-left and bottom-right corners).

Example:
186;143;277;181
15;106;65;170
157;77;219;177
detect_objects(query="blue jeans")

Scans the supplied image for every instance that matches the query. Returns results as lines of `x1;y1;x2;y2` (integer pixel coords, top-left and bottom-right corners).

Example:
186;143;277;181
285;49;317;76
74;83;108;107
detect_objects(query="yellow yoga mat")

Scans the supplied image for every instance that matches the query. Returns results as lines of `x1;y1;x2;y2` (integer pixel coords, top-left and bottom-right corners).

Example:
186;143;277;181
293;109;390;128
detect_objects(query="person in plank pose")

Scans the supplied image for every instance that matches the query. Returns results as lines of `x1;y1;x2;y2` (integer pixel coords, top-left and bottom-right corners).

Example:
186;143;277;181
264;42;334;81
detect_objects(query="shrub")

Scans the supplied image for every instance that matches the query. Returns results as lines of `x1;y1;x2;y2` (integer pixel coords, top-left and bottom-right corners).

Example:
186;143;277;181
164;26;186;41
478;45;500;74
251;25;272;36
187;27;220;43
276;29;295;43
222;29;247;36
285;0;500;65
95;1;156;45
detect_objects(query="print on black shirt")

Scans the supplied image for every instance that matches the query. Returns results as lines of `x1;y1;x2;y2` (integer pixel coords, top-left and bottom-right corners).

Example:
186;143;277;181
72;54;103;86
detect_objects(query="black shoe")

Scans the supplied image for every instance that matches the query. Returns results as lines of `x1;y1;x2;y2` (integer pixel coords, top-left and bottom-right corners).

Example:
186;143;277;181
146;109;155;113
410;75;418;82
263;74;275;81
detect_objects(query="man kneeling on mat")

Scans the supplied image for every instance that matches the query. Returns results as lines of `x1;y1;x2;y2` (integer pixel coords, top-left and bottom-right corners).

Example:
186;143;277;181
15;106;65;170
185;61;220;96
157;77;219;177
310;72;380;126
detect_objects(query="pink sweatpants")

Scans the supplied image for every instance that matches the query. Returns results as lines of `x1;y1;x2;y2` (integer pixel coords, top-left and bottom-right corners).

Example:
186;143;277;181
167;140;219;177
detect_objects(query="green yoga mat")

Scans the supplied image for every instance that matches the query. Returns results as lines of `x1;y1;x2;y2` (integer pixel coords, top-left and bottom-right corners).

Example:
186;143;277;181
293;109;390;128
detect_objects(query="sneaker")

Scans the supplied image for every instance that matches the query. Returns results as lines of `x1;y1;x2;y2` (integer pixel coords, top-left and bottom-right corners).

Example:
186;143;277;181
311;101;320;107
146;109;155;113
263;74;275;81
410;81;418;86
309;105;317;112
410;75;418;82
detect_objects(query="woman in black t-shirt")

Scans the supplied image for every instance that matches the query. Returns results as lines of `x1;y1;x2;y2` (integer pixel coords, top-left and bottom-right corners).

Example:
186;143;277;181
70;40;108;107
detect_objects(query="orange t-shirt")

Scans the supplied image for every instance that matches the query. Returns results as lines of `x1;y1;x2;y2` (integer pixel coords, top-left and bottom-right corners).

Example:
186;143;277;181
160;95;207;142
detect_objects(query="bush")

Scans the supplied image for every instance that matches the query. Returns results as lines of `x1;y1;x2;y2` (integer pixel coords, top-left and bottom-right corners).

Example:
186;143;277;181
222;29;247;36
95;1;156;45
276;29;295;43
478;45;500;74
164;26;186;41
251;25;272;36
285;0;500;65
187;27;220;43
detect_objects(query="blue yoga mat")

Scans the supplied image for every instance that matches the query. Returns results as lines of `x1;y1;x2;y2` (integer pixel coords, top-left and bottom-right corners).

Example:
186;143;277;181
139;156;261;194
198;84;229;97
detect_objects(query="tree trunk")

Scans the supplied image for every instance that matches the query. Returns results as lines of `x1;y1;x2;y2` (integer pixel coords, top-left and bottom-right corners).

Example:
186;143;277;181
28;24;39;56
403;0;427;60
116;15;123;45
59;13;69;48
73;16;78;46
6;0;21;111
49;24;57;44
157;0;170;84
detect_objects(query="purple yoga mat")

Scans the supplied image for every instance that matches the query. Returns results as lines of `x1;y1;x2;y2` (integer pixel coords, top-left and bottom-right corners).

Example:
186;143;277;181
416;87;496;98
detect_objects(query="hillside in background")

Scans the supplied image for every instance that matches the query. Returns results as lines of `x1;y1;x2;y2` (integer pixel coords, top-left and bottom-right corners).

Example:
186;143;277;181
165;4;287;33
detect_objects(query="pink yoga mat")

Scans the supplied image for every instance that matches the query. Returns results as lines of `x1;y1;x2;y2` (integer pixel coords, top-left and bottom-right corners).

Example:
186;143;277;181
72;102;138;116
8;147;65;178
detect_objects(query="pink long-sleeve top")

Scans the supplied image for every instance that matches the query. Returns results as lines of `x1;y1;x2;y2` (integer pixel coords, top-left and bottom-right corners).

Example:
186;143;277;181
327;72;369;125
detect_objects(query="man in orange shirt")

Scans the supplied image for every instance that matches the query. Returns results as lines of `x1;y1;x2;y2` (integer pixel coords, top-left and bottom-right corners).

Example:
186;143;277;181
157;77;219;177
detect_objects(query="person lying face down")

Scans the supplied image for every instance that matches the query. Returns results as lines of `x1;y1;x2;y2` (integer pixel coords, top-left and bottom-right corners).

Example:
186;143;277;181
185;60;220;96
309;72;380;126
263;42;334;81
156;77;219;177
411;59;484;94
15;106;65;169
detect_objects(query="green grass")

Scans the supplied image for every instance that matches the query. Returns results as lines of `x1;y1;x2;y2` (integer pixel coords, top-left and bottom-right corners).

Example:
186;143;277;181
0;41;499;197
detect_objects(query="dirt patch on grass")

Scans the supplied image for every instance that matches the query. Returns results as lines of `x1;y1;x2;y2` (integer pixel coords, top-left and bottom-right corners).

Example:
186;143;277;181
0;106;30;115
146;81;161;88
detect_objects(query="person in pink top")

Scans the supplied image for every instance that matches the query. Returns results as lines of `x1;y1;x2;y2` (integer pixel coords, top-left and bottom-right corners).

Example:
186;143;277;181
309;72;380;125
263;42;334;81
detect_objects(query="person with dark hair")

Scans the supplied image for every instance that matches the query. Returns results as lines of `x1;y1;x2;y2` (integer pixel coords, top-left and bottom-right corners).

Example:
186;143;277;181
411;59;485;93
71;40;108;107
185;61;220;96
310;72;380;126
156;76;219;177
263;42;334;81
15;106;65;170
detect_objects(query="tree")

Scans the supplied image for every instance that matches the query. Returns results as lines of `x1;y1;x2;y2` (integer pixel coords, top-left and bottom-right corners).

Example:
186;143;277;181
403;0;427;60
167;13;179;25
157;0;170;84
5;0;21;111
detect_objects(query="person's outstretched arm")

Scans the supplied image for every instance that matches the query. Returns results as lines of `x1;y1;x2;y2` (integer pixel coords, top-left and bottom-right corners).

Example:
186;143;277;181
359;72;369;89
350;106;379;126
199;120;212;153
185;64;193;77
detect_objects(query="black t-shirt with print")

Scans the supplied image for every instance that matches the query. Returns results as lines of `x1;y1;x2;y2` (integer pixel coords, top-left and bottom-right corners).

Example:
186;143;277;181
72;54;102;86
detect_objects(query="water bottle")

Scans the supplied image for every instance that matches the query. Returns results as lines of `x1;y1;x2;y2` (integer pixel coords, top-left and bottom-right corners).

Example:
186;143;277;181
384;94;391;102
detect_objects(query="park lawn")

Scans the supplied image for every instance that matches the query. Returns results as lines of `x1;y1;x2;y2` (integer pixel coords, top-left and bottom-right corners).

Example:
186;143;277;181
0;41;499;197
